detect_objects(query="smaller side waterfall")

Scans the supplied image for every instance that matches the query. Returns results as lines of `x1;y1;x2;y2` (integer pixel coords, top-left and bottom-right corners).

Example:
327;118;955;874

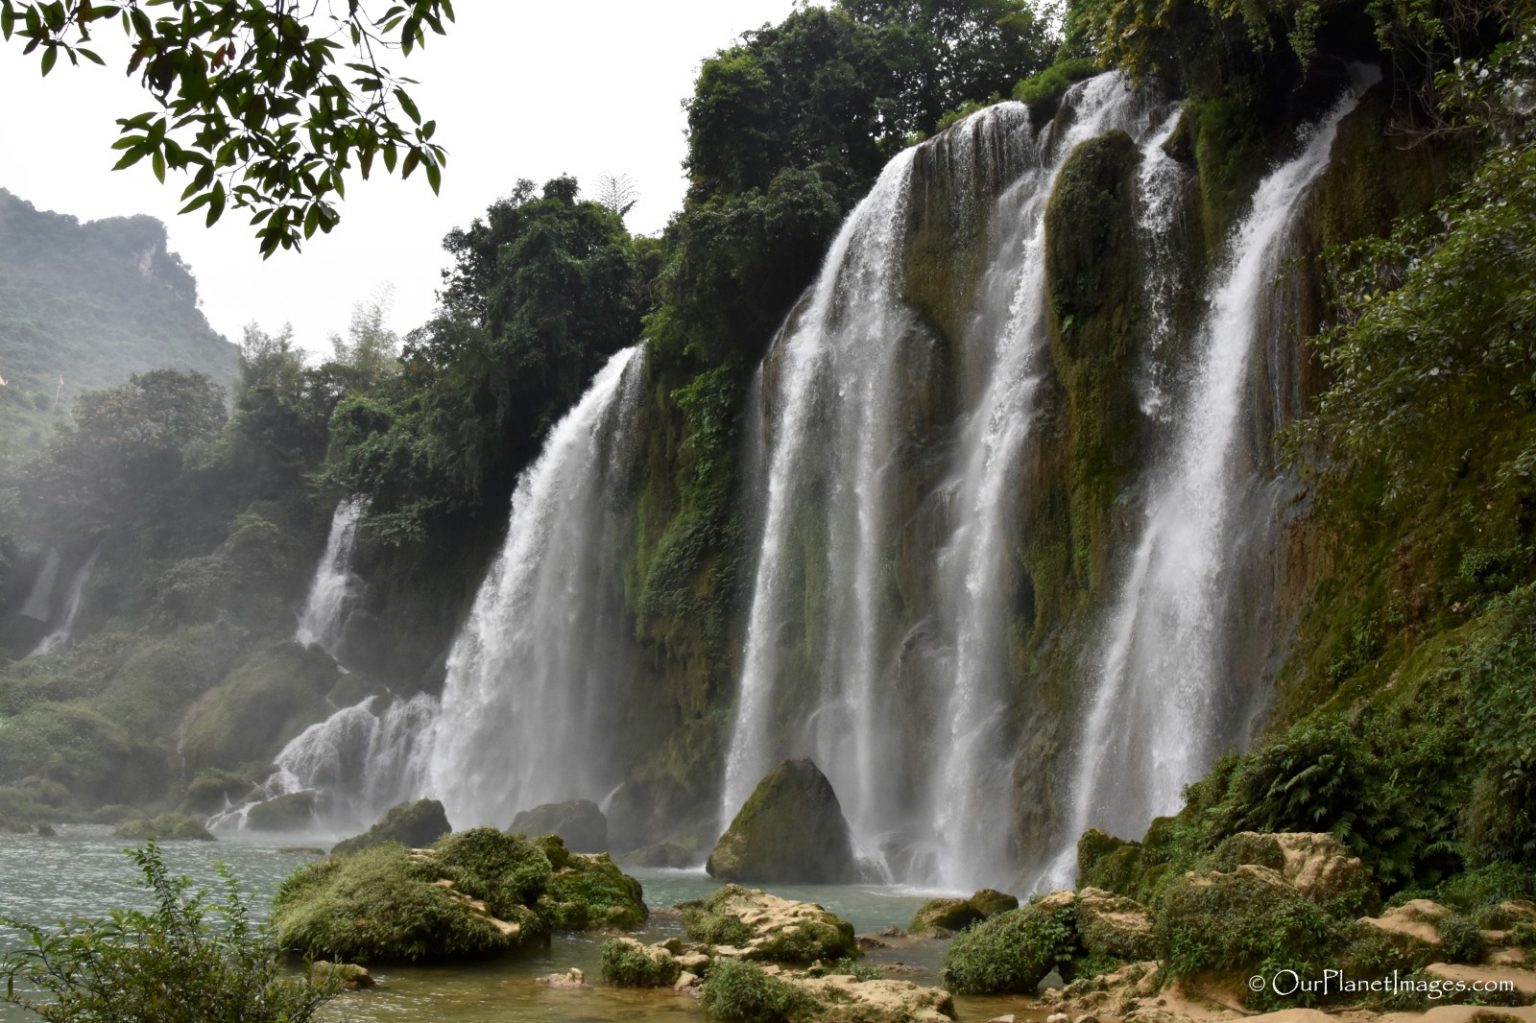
29;547;101;657
1045;70;1380;887
295;497;368;656
18;548;61;622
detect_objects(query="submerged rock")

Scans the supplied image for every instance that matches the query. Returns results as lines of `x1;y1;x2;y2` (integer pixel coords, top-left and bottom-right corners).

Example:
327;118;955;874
510;799;607;852
114;813;215;842
332;798;451;856
706;758;858;884
310;960;374;989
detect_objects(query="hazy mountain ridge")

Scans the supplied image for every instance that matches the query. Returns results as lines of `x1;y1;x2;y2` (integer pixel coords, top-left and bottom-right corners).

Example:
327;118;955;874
0;188;237;448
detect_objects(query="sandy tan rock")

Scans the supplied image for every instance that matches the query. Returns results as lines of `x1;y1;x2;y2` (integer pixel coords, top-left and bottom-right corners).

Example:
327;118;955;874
1078;887;1155;960
795;973;956;1022
1424;961;1536;996
1359;900;1452;945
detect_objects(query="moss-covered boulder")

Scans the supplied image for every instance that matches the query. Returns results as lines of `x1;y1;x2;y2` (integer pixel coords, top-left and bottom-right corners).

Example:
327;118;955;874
272;842;540;963
1211;831;1379;915
909;888;1020;934
1076;886;1154;961
274;826;650;963
538;834;648;930
113;813;215;842
706;758;858;884
939;901;1076;995
246;792;316;831
332;798;451;856
599;936;682;987
510;799;607;852
683;885;858;964
909;898;982;935
1155;864;1347;1004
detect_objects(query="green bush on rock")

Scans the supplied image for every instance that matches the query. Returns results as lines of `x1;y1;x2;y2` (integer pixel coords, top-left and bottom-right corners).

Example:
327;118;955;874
1155;865;1346;1008
541;838;647;930
684;886;856;963
599;937;681;987
699;958;817;1023
939;902;1075;995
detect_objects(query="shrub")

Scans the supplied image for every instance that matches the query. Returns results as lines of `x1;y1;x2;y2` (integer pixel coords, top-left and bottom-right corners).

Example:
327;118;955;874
699;958;817;1023
1013;57;1099;108
0;844;337;1023
939;904;1075;995
1156;866;1347;1008
599;938;680;987
683;901;754;946
1435;914;1486;964
541;844;647;930
431;827;552;918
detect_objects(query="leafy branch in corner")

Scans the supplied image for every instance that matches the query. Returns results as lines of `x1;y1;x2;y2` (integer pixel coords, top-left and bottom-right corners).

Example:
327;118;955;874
0;0;454;256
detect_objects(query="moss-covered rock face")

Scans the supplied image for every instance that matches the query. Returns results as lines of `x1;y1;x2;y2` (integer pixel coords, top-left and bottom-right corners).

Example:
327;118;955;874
939;901;1075;995
510;799;607;853
1154;864;1347;1006
706;758;858;884
176;643;335;773
113;813;215;842
245;792;316;832
538;835;648;931
683;886;857;964
331;799;451;856
1075;886;1154;961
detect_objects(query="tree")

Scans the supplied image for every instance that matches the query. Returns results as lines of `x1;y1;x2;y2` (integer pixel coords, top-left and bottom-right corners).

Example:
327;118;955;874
0;843;339;1023
0;0;454;256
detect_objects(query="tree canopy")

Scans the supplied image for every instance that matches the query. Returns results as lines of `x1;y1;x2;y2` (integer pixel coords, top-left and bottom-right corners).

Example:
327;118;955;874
0;0;454;255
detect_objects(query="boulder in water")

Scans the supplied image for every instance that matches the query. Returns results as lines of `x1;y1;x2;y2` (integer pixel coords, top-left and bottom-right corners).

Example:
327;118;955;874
681;885;857;963
246;791;316;831
332;798;450;856
114;813;215;842
510;799;607;852
706;758;858;884
910;887;1020;935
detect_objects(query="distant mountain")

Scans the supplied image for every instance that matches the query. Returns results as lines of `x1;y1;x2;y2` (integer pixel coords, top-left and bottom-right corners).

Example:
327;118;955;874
0;188;237;448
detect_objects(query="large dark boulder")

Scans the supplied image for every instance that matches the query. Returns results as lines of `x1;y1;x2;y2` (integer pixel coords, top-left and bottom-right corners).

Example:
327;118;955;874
332;799;451;856
510;799;607;852
706;758;858;884
246;791;316;831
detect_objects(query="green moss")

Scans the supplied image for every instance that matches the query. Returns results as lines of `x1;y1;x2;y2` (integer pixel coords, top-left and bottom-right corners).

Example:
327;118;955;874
431;827;552;920
699;959;817;1023
1044;129;1146;592
939;903;1075;995
540;840;648;931
1012;57;1099;127
272;844;530;964
599;938;681;987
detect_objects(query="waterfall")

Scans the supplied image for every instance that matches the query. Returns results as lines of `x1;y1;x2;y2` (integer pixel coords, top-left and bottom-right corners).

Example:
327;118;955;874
29;546;101;657
18;548;61;622
207;693;437;832
295;497;368;657
721;74;1167;888
422;344;646;828
719;144;921;853
1045;69;1379;886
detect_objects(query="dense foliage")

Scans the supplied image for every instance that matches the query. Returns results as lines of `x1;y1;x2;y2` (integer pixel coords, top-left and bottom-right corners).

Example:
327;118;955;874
0;844;337;1023
1;0;453;254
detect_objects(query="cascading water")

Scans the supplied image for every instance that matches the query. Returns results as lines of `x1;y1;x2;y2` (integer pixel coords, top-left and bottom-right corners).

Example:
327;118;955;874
1045;70;1379;887
721;74;1168;889
18;548;60;622
422;344;646;828
295;496;368;657
214;346;647;833
29;546;101;657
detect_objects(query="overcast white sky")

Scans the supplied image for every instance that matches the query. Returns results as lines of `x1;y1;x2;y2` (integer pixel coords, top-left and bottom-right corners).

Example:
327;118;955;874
0;1;800;355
